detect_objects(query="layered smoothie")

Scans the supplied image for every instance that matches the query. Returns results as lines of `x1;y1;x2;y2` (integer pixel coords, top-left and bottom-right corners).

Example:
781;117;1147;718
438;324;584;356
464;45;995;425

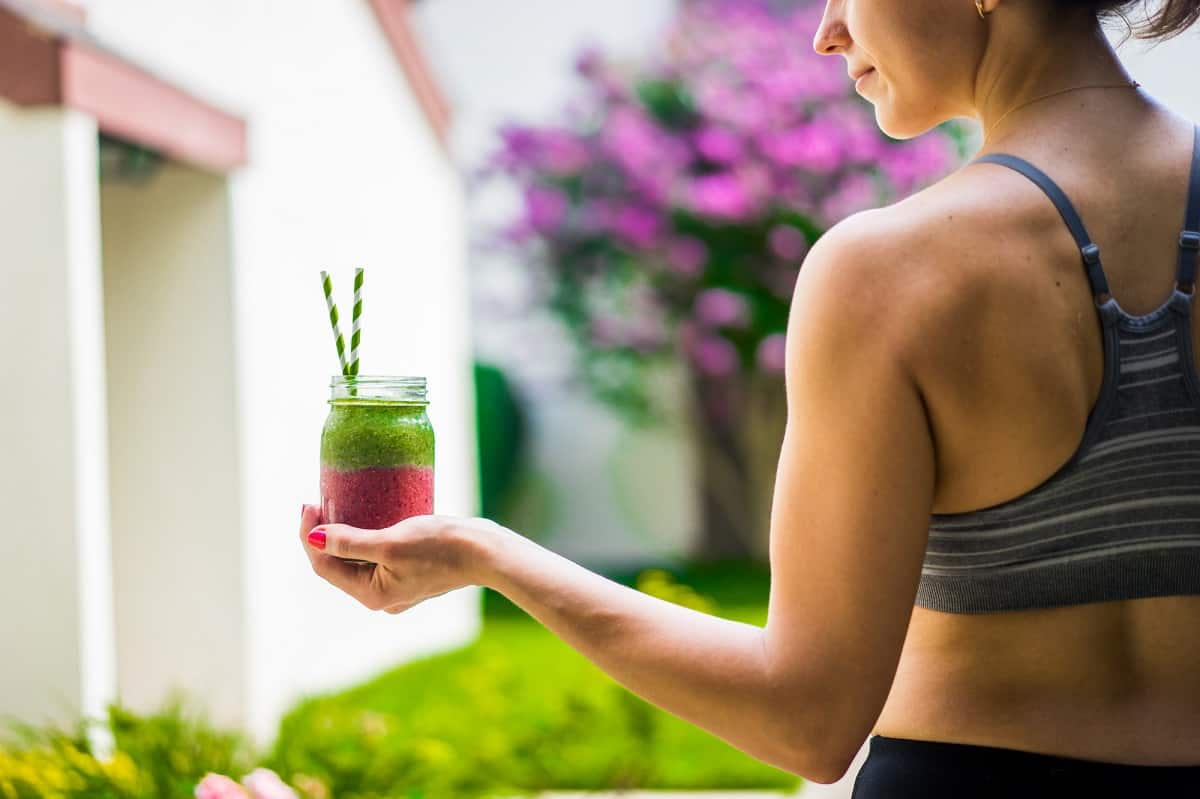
320;395;434;530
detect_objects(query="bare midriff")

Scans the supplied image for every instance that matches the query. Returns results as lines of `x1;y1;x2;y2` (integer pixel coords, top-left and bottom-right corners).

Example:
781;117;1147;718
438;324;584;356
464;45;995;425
872;597;1200;765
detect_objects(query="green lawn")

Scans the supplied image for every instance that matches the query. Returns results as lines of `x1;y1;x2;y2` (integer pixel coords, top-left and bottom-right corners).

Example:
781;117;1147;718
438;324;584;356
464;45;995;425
265;558;802;799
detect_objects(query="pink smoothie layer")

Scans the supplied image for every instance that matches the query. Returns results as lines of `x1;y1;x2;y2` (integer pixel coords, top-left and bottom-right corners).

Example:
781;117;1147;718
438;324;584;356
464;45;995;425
320;464;434;529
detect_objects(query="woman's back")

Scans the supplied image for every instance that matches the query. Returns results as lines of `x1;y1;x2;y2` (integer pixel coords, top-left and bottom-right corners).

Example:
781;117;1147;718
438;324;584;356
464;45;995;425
870;104;1200;765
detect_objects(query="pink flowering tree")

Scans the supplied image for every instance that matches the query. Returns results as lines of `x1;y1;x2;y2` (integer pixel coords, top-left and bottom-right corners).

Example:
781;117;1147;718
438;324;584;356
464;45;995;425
481;0;968;559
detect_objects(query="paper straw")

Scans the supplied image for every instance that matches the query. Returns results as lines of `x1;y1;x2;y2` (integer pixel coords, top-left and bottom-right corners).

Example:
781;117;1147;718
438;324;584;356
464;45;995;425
349;267;363;376
320;270;349;375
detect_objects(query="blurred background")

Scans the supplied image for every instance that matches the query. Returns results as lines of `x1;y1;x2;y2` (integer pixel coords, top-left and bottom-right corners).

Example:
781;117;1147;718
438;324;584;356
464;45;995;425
1;1;1196;797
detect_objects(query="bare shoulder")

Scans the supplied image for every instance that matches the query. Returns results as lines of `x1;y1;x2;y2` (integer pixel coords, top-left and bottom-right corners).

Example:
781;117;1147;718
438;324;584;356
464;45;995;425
801;171;1019;370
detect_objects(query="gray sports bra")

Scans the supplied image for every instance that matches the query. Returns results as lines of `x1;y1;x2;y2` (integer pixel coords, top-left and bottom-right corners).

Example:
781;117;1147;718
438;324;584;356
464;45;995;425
917;124;1200;613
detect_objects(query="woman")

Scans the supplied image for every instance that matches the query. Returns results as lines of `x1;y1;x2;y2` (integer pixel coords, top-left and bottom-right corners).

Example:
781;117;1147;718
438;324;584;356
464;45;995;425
300;0;1200;794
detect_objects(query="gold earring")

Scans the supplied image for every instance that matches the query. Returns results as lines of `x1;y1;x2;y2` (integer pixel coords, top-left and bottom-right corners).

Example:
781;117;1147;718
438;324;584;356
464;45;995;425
976;0;988;17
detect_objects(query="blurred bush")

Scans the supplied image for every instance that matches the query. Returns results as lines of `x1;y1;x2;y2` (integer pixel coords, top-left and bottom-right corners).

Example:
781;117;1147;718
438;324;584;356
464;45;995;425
265;600;798;798
0;576;780;798
266;562;777;797
0;698;258;799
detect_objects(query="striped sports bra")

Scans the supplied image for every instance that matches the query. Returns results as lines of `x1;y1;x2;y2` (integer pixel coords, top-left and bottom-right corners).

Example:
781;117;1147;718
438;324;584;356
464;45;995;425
916;123;1200;614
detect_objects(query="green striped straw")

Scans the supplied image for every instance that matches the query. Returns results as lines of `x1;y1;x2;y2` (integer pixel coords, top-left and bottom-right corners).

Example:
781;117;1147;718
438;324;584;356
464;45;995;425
349;267;363;376
320;270;349;375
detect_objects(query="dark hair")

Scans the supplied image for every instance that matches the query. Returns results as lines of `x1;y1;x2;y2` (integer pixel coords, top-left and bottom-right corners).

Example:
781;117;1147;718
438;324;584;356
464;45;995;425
1064;0;1200;45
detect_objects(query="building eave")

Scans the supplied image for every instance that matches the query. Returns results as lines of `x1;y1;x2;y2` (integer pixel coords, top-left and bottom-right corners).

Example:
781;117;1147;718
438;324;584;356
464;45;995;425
0;0;248;172
368;0;453;150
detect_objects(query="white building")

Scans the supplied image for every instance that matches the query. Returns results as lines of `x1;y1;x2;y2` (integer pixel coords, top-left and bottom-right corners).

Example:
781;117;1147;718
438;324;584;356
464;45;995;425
0;0;479;748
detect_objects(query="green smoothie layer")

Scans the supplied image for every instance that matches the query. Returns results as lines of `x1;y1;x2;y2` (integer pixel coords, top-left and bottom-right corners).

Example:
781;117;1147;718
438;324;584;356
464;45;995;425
321;401;435;470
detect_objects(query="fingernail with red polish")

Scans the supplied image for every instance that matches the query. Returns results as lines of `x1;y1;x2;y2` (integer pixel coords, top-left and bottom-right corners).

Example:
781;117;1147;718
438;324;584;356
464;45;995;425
308;530;326;550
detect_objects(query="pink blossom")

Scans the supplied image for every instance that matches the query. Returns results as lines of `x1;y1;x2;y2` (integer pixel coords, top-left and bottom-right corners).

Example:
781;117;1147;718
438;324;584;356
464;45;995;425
689;172;755;221
735;163;771;207
589;314;624;347
602;105;690;192
495;125;540;171
482;0;968;396
694;80;770;133
574;46;604;78
539;130;592;175
773;176;815;213
768;224;809;261
195;774;251;799
753;66;812;105
243;768;300;799
629;171;675;208
756;333;788;374
757;121;844;173
609;204;664;250
524;185;569;234
576;198;613;235
604;106;662;168
690;334;740;377
694;288;750;328
819;172;878;226
628;315;669;352
501;218;534;246
877;134;956;196
493;125;591;176
824;104;885;163
574;46;627;101
664;236;708;277
694;125;743;164
589;307;667;352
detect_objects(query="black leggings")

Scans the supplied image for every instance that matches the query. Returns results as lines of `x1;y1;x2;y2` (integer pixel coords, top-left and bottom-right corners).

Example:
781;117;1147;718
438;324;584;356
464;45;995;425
851;735;1200;798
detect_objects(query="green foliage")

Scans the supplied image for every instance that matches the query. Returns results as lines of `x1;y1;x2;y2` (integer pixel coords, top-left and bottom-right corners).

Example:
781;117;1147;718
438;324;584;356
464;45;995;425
482;557;771;619
473;361;529;522
0;562;791;799
635;78;699;129
0;696;258;799
633;568;719;614
98;134;163;184
263;561;792;798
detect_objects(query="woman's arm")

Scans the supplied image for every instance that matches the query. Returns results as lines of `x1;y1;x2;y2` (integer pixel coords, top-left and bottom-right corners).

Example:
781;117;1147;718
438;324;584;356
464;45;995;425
467;525;833;782
300;212;929;786
303;504;824;777
463;213;936;787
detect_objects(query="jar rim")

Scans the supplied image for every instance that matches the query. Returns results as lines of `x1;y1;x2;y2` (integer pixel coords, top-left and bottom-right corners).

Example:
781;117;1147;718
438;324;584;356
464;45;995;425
327;398;428;406
329;375;426;387
328;375;428;403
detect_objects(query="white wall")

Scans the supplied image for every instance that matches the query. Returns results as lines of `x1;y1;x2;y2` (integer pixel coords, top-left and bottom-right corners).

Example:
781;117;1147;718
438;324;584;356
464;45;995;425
100;162;247;729
1109;21;1200;122
0;104;116;737
0;0;481;748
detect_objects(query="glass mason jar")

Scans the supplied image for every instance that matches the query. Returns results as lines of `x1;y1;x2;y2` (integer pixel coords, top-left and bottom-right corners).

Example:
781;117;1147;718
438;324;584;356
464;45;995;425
320;376;435;537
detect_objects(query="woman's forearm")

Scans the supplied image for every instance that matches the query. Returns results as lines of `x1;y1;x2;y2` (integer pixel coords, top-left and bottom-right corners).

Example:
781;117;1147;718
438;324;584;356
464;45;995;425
466;524;815;778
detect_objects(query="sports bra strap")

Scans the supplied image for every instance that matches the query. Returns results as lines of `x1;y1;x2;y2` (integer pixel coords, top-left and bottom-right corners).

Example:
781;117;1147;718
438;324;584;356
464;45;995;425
969;152;1110;299
1177;124;1200;293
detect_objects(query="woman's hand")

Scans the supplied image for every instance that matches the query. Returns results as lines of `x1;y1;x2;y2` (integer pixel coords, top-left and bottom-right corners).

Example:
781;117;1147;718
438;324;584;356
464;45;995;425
298;504;503;614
